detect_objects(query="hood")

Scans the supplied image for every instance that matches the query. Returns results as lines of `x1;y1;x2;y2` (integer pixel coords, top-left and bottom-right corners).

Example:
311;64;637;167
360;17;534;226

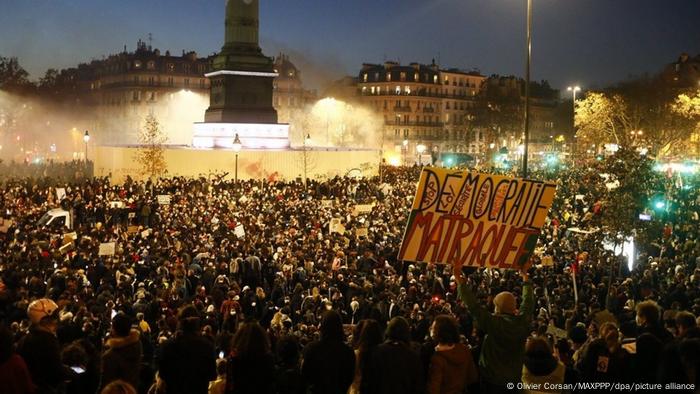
435;343;471;365
524;352;558;376
106;329;140;350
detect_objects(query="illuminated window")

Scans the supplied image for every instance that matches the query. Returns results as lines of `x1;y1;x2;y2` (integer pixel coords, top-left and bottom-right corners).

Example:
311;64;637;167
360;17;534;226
395;86;401;95
375;72;380;80
405;86;411;95
400;72;406;81
414;72;419;81
363;73;368;82
371;86;375;94
148;77;155;86
433;75;438;83
134;60;142;69
362;86;367;94
167;63;175;72
387;73;392;82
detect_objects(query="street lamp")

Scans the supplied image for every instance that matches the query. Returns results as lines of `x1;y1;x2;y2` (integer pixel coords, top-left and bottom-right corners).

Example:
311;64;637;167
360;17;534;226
232;133;242;183
402;139;409;166
522;0;533;178
416;144;426;166
83;130;90;162
567;86;581;159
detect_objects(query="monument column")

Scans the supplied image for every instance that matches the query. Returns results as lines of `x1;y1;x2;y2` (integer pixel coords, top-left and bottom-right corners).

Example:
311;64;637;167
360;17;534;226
204;0;278;124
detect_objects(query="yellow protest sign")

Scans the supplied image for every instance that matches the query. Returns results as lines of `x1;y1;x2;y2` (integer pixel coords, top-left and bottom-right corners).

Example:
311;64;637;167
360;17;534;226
398;168;556;269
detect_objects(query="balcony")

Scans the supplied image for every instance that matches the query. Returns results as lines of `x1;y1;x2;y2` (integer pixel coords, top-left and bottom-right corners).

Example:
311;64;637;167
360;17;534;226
393;106;412;112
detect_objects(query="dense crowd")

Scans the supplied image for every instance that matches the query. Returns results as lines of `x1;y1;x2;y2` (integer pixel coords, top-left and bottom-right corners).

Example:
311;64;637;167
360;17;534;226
0;165;699;394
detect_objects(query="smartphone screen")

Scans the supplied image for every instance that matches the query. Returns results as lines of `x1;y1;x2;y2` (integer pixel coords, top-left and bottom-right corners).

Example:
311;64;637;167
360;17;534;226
218;351;225;359
71;366;86;374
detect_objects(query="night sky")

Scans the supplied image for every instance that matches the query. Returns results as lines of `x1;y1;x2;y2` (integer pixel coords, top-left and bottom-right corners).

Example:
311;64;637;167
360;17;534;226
1;0;699;91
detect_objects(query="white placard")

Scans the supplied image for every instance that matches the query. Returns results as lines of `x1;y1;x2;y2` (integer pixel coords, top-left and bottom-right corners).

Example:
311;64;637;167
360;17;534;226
157;195;171;205
234;224;245;238
56;188;66;201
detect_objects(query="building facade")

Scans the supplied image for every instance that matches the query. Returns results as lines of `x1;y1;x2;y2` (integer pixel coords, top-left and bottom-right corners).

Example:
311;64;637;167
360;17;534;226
272;53;317;124
356;61;486;163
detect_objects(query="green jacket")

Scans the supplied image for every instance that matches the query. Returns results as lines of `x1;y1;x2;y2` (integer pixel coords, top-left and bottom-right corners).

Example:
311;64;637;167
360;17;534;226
458;281;534;385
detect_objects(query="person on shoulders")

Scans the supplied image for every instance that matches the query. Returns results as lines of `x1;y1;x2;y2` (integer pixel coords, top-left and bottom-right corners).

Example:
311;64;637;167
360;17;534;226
456;264;534;393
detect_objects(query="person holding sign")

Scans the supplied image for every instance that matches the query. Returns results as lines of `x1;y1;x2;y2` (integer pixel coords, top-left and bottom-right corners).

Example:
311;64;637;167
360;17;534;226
454;264;534;393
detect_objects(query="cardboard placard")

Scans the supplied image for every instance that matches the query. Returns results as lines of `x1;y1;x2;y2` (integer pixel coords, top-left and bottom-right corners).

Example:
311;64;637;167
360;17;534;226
0;219;14;233
157;195;171;205
352;204;374;216
355;228;369;238
329;218;345;234
56;188;66;201
234;224;245;239
398;168;556;269
98;242;115;256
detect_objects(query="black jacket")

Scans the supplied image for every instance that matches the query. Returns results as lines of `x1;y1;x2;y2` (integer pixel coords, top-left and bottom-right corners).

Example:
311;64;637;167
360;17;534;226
301;338;355;394
157;332;217;394
365;341;424;394
17;326;69;394
101;329;142;389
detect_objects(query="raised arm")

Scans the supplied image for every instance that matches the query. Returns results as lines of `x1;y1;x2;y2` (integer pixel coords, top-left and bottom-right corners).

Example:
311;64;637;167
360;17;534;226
519;269;534;319
455;264;492;333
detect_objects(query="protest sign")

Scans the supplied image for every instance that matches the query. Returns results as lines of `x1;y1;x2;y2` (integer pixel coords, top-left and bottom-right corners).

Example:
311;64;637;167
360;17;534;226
234;224;245;239
329;218;345;234
352;204;374;216
62;232;77;245
157;195;171;205
56;188;66;201
127;226;139;234
541;255;554;267
546;324;568;339
0;219;14;233
355;228;368;238
99;242;116;256
321;199;334;207
398;167;556;269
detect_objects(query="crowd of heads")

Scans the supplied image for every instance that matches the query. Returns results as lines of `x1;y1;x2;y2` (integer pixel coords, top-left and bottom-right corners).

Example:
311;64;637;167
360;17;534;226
0;164;699;393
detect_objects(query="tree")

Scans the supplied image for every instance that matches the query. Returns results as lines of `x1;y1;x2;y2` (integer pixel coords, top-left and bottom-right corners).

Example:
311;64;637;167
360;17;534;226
0;56;33;92
574;92;635;148
39;69;59;92
137;114;168;178
673;89;700;131
594;147;664;241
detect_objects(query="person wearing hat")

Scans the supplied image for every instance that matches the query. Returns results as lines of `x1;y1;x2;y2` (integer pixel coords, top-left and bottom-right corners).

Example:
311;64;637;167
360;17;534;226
157;305;216;394
17;298;71;394
100;312;142;391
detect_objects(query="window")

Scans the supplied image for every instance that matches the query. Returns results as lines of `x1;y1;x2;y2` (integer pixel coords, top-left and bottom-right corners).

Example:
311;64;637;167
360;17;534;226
168;77;174;86
200;79;206;88
147;61;155;70
386;73;392;82
395;86;401;95
132;91;141;101
383;100;387;109
363;73;368;82
433;75;438;84
184;78;190;87
167;63;175;72
134;60;142;69
405;86;411;95
446;102;450;110
371;86;375;94
362;86;367;94
414;72;419;81
148;76;155;86
400;72;406;81
444;76;449;85
404;129;409;138
134;76;140;83
147;91;156;101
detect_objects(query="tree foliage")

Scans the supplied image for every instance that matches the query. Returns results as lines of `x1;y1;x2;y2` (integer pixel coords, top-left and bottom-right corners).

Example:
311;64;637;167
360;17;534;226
594;147;665;240
0;56;32;92
673;89;700;134
137;114;168;178
575;80;697;157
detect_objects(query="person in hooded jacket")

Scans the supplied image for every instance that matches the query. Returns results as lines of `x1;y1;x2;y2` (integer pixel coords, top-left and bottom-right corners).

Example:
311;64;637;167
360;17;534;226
426;314;478;394
521;336;565;394
100;312;142;390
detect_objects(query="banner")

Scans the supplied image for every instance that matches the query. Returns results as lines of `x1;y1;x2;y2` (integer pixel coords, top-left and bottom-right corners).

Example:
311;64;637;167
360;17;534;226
398;168;556;269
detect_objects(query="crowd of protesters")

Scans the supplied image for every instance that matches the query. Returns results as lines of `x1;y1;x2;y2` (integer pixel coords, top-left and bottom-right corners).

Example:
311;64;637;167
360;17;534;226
0;164;698;394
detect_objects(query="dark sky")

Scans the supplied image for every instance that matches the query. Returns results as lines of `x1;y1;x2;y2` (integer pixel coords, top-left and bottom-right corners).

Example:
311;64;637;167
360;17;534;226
1;0;699;91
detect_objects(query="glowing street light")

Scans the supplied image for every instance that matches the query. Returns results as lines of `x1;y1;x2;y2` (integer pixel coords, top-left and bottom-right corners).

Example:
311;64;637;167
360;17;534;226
522;0;533;178
232;133;242;183
83;130;90;162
